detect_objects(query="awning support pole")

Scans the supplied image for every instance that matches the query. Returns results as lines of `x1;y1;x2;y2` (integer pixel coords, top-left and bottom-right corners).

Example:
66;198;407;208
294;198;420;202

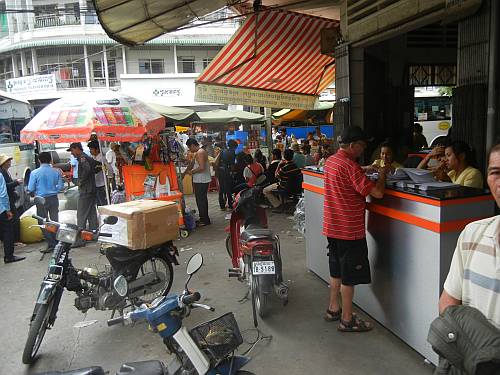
264;108;273;158
98;138;111;205
486;0;499;154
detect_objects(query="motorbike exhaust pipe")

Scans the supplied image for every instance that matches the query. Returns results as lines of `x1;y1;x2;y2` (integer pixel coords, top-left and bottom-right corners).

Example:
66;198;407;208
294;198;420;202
274;283;289;299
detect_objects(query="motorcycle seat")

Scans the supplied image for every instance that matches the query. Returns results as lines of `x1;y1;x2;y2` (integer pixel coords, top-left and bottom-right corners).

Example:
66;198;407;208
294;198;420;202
241;227;274;242
35;367;105;375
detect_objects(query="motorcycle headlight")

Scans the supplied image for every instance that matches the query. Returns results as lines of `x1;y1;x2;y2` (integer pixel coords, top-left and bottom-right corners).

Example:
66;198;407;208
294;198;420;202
56;226;79;244
113;275;128;297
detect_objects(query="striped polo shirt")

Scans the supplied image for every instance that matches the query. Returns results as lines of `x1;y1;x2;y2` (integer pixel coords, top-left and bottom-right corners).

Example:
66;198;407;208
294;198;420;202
444;215;500;328
322;149;375;240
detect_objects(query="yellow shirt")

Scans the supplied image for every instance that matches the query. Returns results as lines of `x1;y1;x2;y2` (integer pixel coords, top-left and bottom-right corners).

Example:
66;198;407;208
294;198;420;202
447;166;483;188
372;159;402;169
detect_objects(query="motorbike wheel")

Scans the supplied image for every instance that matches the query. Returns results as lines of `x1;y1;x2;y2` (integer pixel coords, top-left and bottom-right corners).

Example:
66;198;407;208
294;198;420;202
251;275;270;320
134;254;174;304
225;234;232;259
22;300;54;364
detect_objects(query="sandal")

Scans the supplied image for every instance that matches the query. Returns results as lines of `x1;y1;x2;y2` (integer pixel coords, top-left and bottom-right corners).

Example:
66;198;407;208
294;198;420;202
324;309;342;322
338;315;373;332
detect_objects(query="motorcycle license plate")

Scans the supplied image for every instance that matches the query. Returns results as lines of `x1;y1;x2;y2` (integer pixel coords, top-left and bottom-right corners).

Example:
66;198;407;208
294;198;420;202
252;261;275;275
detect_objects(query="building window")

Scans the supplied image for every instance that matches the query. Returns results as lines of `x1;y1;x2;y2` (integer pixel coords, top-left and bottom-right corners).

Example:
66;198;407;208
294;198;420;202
178;57;195;73
202;58;212;69
139;59;164;74
92;60;104;79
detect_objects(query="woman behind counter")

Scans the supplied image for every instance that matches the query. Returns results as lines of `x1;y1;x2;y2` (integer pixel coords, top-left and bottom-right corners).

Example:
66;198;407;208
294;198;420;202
425;141;483;189
364;142;401;174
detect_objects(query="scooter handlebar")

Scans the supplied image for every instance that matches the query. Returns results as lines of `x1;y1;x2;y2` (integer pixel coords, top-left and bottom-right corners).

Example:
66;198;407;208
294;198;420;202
31;214;45;222
182;292;201;305
107;316;124;326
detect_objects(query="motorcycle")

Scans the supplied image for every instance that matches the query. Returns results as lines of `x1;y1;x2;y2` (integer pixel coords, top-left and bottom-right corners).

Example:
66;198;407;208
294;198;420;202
23;197;179;365
225;176;288;327
35;253;255;375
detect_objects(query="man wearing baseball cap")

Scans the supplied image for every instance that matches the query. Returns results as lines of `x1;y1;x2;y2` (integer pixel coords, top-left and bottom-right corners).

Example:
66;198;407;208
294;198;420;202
323;126;388;332
68;142;98;234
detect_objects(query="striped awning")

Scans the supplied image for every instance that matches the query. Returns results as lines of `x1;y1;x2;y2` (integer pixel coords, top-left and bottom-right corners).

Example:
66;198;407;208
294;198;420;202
195;10;337;110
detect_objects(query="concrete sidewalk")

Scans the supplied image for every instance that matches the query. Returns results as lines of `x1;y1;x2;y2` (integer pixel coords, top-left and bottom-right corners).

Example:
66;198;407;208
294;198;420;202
0;193;433;374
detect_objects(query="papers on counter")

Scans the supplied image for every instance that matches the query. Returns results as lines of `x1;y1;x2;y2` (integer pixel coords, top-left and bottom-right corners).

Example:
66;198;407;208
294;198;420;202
386;168;435;183
385;168;460;190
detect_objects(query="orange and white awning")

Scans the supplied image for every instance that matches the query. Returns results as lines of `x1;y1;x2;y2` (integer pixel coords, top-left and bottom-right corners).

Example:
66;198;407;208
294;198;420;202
195;9;337;110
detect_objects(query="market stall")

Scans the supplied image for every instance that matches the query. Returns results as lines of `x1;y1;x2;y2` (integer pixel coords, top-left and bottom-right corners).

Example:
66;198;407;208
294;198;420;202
301;167;496;364
19;92;191;236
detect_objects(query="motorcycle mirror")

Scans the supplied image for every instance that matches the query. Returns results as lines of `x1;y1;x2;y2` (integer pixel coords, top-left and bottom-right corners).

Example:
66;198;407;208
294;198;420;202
103;216;118;225
186;253;203;276
33;196;46;206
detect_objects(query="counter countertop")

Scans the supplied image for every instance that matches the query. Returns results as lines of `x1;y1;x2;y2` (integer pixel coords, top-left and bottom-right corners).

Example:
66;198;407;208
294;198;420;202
302;167;491;202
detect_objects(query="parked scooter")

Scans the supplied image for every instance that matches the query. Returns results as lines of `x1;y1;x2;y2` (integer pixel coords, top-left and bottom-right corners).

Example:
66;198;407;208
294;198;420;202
35;253;255;375
23;197;179;365
225;176;288;326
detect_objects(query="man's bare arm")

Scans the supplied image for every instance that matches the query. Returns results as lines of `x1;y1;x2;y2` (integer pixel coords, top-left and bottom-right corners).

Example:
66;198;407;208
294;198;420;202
439;290;461;315
191;150;206;175
369;169;387;198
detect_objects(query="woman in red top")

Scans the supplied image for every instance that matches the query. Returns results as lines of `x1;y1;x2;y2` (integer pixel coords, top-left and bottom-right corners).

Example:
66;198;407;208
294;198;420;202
243;154;264;187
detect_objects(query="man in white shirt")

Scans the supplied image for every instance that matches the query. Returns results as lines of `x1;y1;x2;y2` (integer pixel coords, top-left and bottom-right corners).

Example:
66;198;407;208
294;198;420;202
88;140;111;206
105;143;120;189
439;141;500;328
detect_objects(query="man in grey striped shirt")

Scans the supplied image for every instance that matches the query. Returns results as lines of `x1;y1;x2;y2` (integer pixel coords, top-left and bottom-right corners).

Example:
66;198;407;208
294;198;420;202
439;141;500;328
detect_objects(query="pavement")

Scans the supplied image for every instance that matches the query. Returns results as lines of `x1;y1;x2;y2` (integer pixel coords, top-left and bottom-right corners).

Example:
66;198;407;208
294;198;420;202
0;193;434;375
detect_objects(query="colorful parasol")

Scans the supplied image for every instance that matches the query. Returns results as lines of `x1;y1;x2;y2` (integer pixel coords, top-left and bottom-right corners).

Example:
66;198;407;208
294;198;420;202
20;92;165;144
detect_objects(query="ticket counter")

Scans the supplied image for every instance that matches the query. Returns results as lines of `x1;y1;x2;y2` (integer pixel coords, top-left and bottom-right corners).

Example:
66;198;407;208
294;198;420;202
302;168;496;364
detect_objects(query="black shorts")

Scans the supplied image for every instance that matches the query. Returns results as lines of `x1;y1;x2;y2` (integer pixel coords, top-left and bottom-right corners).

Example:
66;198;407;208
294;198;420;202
327;237;371;286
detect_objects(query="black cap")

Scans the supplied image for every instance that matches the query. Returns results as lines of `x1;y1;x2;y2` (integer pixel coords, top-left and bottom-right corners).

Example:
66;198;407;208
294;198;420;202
67;142;83;151
338;126;368;144
87;140;99;150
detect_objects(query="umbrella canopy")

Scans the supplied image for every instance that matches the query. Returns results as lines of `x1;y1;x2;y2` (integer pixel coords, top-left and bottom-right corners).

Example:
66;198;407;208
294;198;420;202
20;92;165;144
147;103;198;122
195;109;265;124
272;101;334;124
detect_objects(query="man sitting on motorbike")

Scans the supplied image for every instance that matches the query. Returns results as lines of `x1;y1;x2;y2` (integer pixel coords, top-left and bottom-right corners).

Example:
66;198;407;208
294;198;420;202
263;149;301;211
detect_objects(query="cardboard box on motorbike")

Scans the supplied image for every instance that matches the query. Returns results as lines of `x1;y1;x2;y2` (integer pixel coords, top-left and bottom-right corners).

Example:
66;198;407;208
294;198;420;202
98;200;179;250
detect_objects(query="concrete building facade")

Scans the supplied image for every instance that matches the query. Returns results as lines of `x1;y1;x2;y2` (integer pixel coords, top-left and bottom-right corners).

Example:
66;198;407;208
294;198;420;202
0;1;237;111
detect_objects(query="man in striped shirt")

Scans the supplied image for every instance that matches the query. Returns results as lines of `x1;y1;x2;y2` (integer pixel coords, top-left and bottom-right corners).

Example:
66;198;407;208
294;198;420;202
439;141;500;328
323;126;387;332
263;149;301;209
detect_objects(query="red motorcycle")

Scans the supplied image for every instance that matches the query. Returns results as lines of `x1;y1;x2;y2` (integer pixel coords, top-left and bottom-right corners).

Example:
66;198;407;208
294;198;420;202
225;177;288;326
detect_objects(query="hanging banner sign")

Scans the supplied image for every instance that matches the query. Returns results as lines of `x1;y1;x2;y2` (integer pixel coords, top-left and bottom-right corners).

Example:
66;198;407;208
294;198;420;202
195;83;319;111
6;74;57;94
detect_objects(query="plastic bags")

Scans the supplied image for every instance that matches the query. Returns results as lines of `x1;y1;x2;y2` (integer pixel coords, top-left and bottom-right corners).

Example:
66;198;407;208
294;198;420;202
293;198;305;235
20;216;43;243
58;210;78;225
64;187;79;210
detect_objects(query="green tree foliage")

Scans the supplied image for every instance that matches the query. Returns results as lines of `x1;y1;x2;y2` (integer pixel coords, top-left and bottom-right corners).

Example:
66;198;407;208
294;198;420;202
438;86;453;97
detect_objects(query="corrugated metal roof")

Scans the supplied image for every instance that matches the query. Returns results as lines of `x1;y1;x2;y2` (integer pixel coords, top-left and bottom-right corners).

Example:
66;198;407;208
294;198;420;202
0;35;231;54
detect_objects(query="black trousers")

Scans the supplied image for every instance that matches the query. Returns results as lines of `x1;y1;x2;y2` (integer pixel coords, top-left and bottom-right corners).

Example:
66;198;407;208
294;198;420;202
218;171;233;209
77;193;98;230
96;186;107;206
36;195;59;249
0;211;14;260
193;182;210;224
